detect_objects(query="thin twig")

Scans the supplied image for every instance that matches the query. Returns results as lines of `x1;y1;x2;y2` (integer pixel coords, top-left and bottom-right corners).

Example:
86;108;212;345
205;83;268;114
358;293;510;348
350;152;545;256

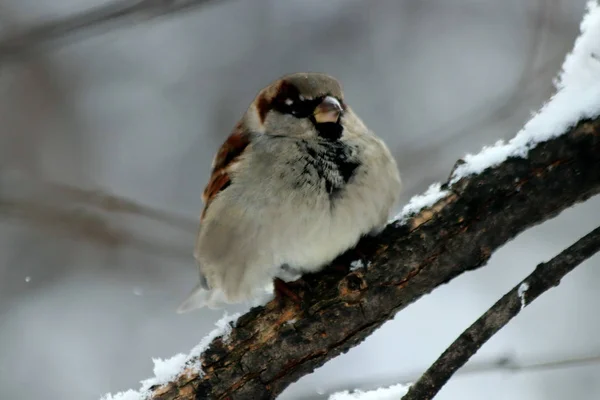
302;353;600;400
0;198;191;260
2;171;197;231
44;180;197;232
402;226;600;400
0;0;222;59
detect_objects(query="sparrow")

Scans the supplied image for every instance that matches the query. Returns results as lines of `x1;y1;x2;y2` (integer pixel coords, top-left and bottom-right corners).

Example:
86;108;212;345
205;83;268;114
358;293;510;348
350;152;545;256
177;72;401;313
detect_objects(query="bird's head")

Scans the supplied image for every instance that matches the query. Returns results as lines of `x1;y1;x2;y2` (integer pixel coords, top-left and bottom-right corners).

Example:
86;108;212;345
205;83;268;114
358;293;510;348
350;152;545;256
244;72;351;141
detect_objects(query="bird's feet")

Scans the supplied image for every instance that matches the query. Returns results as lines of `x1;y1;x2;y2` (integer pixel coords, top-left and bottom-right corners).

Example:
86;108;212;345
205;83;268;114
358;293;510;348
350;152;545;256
273;277;311;312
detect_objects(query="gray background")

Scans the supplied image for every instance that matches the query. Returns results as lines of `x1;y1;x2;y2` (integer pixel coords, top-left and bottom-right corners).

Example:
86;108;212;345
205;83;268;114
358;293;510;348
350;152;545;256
1;1;599;399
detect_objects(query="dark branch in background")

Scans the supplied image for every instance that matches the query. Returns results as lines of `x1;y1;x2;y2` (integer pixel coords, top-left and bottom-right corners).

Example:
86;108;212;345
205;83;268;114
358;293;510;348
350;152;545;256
402;226;600;400
138;117;600;400
0;198;192;260
0;175;197;259
296;352;600;399
2;173;197;230
0;0;222;60
31;178;196;231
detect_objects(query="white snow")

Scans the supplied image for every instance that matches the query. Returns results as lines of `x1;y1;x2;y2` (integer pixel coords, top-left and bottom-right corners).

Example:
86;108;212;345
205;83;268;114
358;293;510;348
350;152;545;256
99;4;600;400
518;282;530;311
394;183;449;222
24;276;31;283
100;312;240;400
450;0;600;182
328;383;410;400
350;259;365;270
394;0;600;222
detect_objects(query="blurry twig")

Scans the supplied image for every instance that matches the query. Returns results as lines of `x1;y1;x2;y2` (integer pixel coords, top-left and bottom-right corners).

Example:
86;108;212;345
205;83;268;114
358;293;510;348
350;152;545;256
1;172;198;232
45;180;198;232
0;0;223;60
0;198;126;246
402;226;600;400
308;353;600;400
489;353;600;373
0;198;191;260
0;172;197;259
419;352;600;385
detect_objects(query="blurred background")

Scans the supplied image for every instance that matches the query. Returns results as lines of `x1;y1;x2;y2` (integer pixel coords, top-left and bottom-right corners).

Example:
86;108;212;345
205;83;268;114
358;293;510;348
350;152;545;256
1;0;599;399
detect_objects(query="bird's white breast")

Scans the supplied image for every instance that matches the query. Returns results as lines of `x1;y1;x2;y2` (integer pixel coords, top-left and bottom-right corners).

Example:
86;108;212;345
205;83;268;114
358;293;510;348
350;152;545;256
196;124;400;302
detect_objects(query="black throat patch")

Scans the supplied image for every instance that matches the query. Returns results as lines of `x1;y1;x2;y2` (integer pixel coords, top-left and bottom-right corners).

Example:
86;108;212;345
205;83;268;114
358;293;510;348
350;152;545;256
314;122;344;141
295;139;361;200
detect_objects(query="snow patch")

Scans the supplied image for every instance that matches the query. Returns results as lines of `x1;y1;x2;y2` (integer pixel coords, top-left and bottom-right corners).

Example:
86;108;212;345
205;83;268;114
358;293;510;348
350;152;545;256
350;259;365;270
392;1;600;223
450;0;600;182
100;312;240;400
100;4;600;399
394;183;448;222
557;1;600;90
518;282;530;311
329;383;410;400
187;311;239;368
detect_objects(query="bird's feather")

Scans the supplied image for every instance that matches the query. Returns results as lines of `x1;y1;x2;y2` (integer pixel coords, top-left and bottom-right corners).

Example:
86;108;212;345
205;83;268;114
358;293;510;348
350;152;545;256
201;126;251;220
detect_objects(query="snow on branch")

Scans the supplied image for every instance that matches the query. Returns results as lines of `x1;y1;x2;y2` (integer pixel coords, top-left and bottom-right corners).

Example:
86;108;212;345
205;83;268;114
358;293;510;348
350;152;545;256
329;383;410;400
331;225;600;400
396;0;600;224
101;313;240;400
101;2;600;399
448;0;600;182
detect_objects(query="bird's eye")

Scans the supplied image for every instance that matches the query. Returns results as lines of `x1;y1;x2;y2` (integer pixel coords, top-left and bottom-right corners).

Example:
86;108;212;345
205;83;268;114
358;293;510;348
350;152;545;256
273;95;322;119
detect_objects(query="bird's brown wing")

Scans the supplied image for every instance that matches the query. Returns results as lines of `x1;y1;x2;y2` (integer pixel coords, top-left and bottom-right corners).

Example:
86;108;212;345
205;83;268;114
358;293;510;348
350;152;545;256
201;123;251;220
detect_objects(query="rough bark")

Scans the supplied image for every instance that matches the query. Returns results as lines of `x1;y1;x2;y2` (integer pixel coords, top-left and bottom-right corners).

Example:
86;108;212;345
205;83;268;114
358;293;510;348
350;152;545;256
139;117;600;400
402;225;600;400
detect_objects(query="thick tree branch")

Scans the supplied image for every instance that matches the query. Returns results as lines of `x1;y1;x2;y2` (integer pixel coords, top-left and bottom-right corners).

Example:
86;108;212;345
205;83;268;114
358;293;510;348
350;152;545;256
135;117;600;400
402;225;600;400
0;0;221;60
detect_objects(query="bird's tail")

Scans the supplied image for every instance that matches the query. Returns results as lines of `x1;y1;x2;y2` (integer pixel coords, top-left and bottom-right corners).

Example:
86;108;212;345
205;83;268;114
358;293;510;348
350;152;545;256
176;281;227;313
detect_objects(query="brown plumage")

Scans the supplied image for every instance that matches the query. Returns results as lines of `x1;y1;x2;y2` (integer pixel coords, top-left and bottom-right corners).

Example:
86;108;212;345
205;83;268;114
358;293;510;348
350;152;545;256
177;72;401;313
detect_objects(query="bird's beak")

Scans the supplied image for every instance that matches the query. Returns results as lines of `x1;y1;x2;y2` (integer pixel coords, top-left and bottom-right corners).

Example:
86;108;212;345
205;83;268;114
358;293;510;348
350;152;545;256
313;96;343;123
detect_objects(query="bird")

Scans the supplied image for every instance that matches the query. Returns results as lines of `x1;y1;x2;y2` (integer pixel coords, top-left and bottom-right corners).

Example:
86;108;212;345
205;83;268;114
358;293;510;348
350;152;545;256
177;72;401;313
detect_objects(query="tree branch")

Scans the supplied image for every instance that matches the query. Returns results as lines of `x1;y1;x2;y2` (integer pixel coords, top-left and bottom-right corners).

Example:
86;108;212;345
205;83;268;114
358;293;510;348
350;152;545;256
131;117;600;400
0;175;196;259
401;225;600;400
0;0;221;60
